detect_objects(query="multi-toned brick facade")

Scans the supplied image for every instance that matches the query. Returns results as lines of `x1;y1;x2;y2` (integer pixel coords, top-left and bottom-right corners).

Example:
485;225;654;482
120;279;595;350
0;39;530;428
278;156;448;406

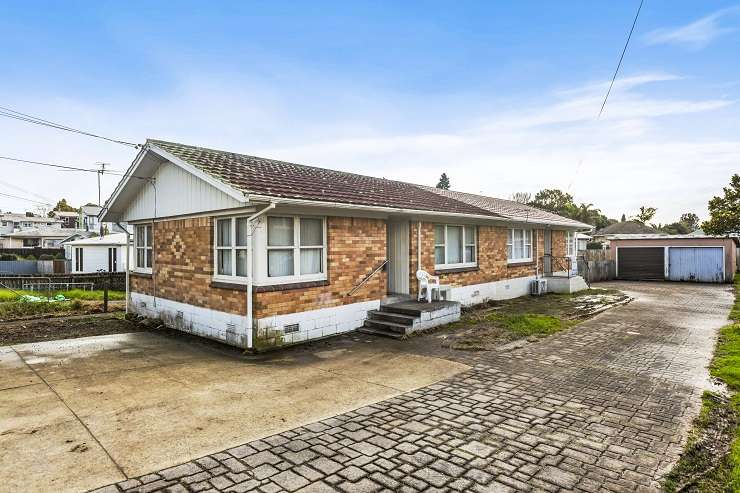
407;222;567;294
130;216;386;319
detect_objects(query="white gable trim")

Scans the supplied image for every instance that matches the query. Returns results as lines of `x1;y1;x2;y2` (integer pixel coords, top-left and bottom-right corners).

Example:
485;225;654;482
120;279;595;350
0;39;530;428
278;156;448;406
148;144;247;203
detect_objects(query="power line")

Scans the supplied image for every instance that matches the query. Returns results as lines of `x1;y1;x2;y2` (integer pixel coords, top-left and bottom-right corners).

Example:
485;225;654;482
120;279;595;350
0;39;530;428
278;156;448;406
0;155;152;180
598;0;644;119
0;190;51;206
0;178;53;204
0;105;140;148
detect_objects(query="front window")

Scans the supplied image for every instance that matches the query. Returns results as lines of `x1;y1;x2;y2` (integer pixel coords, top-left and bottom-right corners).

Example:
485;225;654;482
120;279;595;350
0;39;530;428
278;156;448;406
434;224;477;268
507;228;533;262
215;217;249;280
75;247;84;272
566;231;576;257
267;216;326;280
135;224;153;271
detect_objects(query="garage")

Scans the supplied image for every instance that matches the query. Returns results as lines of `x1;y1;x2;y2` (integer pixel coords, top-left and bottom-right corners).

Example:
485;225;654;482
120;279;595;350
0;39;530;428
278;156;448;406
608;235;738;284
616;247;664;280
668;247;724;283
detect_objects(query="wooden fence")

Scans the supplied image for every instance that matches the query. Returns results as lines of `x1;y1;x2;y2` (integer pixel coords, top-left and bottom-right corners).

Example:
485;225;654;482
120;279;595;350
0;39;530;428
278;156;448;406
577;250;616;283
0;272;126;291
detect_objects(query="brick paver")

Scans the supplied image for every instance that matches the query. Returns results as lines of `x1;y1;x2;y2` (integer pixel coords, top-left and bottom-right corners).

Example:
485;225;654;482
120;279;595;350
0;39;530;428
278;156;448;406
90;282;734;492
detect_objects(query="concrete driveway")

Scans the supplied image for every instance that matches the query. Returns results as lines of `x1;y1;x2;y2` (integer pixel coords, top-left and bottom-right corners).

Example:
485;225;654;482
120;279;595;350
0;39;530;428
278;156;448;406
0;331;468;493
91;281;734;493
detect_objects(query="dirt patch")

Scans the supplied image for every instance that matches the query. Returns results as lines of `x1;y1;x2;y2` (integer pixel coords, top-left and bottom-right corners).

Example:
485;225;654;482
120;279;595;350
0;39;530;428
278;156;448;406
0;313;145;346
663;392;739;492
425;288;631;351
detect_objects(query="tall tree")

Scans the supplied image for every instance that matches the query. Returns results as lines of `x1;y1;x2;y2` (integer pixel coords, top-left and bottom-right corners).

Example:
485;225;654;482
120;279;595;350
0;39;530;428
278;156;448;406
48;198;78;217
510;192;531;204
679;213;700;232
530;189;574;214
632;206;657;224
702;174;740;235
620;214;626;222
436;173;451;190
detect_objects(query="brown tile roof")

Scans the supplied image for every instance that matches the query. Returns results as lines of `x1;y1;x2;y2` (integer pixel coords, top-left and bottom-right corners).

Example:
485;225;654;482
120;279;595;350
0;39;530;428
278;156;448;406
147;139;586;228
422;187;592;228
149;139;500;217
594;221;660;235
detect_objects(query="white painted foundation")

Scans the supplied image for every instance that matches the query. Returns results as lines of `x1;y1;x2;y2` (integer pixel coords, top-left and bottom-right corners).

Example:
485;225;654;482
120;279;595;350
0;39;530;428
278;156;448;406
130;292;251;348
255;299;380;347
449;275;536;306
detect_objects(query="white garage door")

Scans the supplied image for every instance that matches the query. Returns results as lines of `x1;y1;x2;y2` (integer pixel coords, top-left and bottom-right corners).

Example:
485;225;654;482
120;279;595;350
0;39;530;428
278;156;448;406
668;247;724;283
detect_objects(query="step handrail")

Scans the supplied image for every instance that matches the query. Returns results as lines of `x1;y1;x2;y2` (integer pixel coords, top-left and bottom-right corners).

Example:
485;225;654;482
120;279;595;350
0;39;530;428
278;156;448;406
347;259;388;297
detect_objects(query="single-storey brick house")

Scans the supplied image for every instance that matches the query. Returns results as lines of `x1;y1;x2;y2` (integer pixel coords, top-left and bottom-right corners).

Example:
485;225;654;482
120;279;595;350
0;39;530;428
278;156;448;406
102;140;590;349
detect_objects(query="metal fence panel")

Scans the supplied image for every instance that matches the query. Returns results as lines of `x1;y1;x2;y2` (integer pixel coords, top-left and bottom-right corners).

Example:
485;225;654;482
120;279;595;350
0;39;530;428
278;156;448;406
0;260;38;275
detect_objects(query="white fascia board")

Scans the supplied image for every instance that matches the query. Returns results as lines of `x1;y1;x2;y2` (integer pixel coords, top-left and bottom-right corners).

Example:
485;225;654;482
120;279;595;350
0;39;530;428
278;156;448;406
246;193;589;229
100;146;148;223
147;144;248;204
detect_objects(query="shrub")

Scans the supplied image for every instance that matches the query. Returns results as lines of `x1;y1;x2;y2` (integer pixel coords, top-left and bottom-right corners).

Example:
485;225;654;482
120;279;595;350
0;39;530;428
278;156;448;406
0;254;16;261
38;254;54;260
586;241;604;250
25;254;36;260
54;253;65;260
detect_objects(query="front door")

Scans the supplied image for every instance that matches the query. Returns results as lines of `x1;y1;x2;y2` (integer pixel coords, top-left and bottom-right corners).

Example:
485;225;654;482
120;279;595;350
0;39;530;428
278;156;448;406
544;230;552;275
387;220;410;294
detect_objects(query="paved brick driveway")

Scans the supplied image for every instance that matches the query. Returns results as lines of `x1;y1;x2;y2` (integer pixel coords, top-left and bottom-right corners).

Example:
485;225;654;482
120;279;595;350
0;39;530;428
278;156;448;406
93;282;734;493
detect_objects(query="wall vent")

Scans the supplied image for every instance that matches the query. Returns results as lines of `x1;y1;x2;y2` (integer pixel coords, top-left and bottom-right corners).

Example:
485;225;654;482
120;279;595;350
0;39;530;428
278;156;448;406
140;301;147;308
176;310;184;320
226;323;237;332
284;323;300;334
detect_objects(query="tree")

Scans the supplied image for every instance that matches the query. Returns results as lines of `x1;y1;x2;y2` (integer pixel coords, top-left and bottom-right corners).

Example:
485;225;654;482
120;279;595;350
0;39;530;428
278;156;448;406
679;212;700;232
620;214;626;222
632;206;657;224
659;222;690;235
436;173;450;190
48;198;78;217
510;192;531;204
530;189;574;214
702;174;740;235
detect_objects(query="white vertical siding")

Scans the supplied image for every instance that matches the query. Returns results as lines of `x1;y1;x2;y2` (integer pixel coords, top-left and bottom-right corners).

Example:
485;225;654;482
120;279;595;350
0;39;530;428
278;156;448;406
122;161;245;221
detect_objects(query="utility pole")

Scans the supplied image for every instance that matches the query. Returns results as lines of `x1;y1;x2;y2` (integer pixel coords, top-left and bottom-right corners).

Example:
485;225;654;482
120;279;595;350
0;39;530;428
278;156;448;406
96;162;107;206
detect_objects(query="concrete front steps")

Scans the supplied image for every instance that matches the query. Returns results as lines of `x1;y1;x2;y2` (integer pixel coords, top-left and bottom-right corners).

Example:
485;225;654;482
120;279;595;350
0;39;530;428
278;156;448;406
359;300;461;339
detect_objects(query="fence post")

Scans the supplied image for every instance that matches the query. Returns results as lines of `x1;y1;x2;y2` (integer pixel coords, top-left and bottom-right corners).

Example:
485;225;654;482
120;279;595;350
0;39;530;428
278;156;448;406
103;272;110;313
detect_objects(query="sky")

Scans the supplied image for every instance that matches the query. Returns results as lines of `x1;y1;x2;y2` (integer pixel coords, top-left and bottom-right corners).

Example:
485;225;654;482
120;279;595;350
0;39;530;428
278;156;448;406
0;1;738;224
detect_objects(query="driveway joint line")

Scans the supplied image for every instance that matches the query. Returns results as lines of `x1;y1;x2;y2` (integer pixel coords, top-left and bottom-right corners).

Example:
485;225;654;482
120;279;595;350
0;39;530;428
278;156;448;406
10;345;128;480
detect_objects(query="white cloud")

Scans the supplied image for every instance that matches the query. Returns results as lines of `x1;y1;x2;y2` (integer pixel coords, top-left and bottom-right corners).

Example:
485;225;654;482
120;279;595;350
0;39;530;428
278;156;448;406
0;71;736;225
645;7;739;49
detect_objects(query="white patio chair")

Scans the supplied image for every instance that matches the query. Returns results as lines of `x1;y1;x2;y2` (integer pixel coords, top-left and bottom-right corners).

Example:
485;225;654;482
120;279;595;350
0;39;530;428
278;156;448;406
416;270;440;303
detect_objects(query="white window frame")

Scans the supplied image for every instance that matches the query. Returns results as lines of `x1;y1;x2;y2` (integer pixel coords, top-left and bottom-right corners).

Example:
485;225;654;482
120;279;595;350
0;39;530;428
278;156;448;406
566;231;577;257
134;224;153;273
264;215;327;285
213;216;250;283
433;224;478;270
507;228;533;263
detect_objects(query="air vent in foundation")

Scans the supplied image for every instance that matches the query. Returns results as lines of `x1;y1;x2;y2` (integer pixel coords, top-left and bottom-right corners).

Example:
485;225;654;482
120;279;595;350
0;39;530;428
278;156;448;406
284;323;300;334
226;323;237;332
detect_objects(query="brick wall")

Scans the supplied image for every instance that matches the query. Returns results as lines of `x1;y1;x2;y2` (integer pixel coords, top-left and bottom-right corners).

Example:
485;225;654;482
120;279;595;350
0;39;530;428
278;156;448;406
253;217;386;318
408;222;568;292
130;216;387;319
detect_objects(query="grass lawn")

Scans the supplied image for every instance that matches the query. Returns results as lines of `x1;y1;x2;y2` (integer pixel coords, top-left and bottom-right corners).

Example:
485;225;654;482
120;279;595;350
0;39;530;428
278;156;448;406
0;288;125;302
664;274;740;492
435;287;629;351
0;288;125;320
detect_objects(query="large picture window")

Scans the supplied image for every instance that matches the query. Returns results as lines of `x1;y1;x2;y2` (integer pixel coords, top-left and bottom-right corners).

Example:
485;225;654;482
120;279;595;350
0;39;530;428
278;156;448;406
507;228;533;262
434;224;477;268
214;217;249;281
135;224;153;271
267;216;326;280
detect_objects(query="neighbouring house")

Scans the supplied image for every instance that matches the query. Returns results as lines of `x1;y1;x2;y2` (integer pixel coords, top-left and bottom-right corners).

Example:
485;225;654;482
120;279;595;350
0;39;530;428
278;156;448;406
576;232;591;251
50;210;81;228
101;139;591;349
592;221;662;246
0;212;65;247
608;234;738;283
1;227;89;248
64;232;132;273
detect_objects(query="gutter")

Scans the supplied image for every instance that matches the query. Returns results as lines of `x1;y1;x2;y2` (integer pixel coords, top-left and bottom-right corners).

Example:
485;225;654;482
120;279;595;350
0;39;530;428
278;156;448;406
116;222;131;315
246;202;277;348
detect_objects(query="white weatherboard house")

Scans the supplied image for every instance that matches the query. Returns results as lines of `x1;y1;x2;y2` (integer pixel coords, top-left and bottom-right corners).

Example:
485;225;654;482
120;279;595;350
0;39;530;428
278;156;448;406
65;233;132;273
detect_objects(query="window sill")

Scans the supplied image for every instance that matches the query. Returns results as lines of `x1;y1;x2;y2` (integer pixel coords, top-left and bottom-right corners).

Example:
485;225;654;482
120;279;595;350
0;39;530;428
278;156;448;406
130;270;153;278
507;260;535;267
211;280;248;291
254;280;330;293
435;266;479;274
